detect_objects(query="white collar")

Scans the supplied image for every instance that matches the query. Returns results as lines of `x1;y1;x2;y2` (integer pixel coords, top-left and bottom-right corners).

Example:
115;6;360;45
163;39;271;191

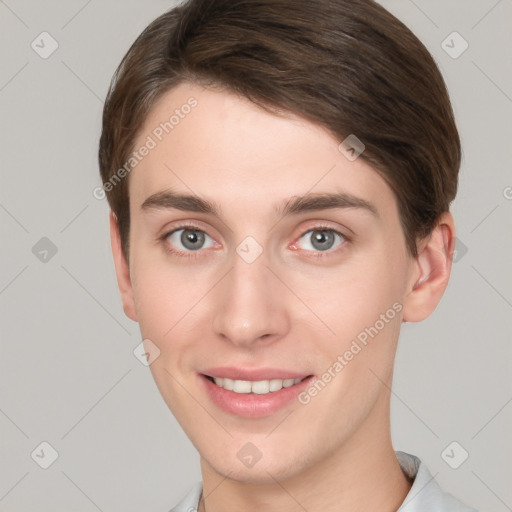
169;451;479;512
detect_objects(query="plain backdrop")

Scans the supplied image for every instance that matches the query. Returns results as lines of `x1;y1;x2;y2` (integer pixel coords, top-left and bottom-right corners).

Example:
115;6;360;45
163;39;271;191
1;1;511;511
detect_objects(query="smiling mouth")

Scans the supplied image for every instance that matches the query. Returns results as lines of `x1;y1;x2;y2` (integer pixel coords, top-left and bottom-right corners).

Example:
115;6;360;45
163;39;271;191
203;374;313;395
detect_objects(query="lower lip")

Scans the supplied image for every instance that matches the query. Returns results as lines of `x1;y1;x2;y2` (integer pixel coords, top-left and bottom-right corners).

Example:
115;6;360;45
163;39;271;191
199;374;315;418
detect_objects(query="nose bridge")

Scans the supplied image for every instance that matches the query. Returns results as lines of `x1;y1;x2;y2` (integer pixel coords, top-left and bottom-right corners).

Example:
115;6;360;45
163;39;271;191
212;248;289;346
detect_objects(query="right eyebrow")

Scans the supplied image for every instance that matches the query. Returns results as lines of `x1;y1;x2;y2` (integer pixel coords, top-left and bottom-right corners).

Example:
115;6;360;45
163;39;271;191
141;190;221;215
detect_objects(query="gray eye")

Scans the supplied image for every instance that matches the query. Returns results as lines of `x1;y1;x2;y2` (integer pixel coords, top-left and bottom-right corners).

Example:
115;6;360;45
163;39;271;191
167;228;214;251
298;229;344;252
181;229;205;250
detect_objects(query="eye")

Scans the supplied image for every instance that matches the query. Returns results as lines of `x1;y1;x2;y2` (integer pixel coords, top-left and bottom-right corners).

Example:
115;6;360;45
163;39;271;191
165;227;216;252
295;228;346;253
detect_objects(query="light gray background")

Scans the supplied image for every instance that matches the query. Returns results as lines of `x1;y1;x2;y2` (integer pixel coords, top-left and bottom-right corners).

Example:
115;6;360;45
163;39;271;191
1;1;511;511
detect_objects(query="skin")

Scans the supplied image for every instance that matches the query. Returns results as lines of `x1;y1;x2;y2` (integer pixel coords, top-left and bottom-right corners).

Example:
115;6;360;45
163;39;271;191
110;81;455;512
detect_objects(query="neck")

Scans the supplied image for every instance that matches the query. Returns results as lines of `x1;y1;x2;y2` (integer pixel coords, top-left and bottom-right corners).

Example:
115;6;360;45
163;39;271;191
198;395;412;512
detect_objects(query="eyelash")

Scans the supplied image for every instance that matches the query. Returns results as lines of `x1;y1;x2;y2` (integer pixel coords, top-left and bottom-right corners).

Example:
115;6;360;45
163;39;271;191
158;223;350;259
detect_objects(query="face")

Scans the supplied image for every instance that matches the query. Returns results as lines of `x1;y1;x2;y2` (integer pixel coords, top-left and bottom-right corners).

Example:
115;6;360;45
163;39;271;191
119;82;422;482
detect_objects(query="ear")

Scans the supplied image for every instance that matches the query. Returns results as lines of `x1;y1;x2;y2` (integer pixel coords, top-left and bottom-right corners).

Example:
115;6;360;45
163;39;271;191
109;211;138;322
402;212;456;322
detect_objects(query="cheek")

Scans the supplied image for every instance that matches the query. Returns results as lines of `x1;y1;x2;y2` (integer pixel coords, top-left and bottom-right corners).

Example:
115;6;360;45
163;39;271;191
291;251;405;342
290;251;407;405
301;264;403;423
129;251;182;339
129;248;217;349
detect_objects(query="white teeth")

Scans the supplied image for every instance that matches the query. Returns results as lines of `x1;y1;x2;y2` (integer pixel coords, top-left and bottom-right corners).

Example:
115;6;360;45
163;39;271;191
251;380;270;394
222;378;234;391
232;380;252;393
269;379;284;392
211;376;305;394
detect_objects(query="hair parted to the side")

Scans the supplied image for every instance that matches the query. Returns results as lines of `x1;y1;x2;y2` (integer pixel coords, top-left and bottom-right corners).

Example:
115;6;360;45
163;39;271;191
98;0;461;262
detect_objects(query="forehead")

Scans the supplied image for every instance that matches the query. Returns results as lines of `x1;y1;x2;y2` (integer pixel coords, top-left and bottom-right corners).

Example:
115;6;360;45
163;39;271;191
128;82;396;220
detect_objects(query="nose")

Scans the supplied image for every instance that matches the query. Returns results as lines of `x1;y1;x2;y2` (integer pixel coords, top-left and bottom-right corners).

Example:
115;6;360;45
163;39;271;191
211;252;291;348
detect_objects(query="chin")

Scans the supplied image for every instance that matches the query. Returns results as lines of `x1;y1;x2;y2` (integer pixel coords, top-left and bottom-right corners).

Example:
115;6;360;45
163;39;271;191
204;447;311;484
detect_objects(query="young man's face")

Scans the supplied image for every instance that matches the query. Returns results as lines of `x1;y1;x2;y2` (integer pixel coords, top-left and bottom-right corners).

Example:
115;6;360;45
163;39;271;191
114;82;431;482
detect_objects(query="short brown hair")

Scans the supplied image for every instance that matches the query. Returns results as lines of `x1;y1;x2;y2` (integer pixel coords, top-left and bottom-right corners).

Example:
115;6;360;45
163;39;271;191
98;0;460;260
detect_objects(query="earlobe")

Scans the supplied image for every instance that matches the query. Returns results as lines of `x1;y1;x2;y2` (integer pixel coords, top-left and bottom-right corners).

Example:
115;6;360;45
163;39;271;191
402;212;455;323
109;211;138;322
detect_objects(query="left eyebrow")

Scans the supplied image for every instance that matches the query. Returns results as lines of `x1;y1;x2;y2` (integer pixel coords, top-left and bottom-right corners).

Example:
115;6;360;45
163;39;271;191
140;189;378;219
277;191;379;218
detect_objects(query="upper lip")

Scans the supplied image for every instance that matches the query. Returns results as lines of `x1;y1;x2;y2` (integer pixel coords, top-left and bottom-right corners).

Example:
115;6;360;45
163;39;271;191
201;367;312;381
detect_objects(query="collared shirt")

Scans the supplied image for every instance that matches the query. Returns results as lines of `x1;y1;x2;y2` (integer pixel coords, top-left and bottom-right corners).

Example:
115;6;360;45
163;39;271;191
169;451;480;512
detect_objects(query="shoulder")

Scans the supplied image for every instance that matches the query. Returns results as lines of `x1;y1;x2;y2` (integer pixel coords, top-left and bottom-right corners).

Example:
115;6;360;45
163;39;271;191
168;481;202;512
396;451;480;512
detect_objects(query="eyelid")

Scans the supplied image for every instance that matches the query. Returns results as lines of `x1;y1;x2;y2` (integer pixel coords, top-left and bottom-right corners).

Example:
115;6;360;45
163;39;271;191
158;220;351;258
291;225;349;254
157;217;218;238
158;223;221;258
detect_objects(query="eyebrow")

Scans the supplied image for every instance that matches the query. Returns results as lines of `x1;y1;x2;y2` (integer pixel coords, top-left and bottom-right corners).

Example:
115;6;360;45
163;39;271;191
140;189;378;219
